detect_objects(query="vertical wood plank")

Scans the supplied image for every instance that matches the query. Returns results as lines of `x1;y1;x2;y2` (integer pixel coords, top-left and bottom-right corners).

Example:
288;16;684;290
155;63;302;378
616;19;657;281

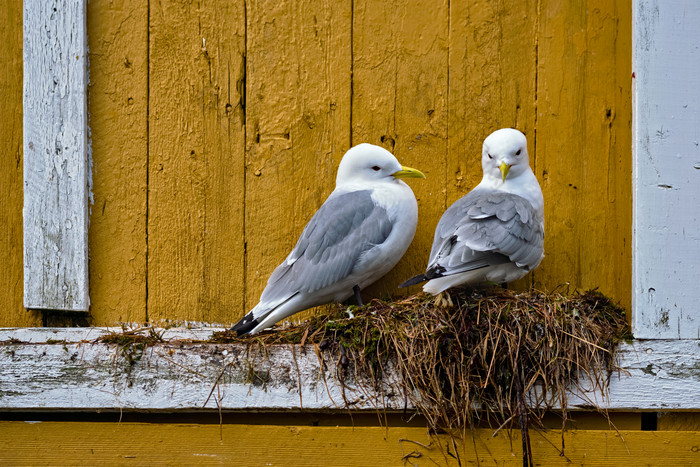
149;1;246;323
535;0;632;309
447;0;538;291
0;0;41;326
352;0;449;297
633;0;700;338
23;0;90;311
244;0;352;315
86;0;148;325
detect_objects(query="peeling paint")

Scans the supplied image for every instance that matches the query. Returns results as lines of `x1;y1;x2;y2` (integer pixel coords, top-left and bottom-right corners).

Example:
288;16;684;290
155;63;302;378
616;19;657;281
1;329;700;411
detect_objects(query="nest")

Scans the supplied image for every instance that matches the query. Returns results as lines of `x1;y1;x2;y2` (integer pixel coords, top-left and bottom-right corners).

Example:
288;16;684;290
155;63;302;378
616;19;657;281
216;288;628;462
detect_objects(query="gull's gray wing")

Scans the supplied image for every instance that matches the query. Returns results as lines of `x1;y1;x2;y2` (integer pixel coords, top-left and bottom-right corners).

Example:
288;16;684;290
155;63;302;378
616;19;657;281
425;189;543;277
257;190;393;309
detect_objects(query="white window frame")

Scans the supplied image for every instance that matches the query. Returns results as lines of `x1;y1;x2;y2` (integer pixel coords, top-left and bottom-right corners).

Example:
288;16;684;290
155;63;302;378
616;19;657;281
632;0;700;339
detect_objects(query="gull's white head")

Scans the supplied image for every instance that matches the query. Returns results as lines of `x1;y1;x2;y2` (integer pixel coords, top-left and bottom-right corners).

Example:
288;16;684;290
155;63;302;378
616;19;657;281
335;143;425;187
481;128;530;184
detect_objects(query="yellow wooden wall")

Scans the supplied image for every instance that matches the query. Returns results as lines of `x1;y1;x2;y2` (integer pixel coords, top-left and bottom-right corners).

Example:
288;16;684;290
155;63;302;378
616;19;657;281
0;0;631;326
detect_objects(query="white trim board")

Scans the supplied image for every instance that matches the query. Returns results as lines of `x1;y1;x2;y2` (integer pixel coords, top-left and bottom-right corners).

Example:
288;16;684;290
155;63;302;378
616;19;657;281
1;328;699;412
22;0;90;311
632;0;700;338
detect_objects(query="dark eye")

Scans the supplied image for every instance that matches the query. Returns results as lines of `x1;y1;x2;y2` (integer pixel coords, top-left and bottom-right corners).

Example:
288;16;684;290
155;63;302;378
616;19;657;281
487;153;493;159
371;166;381;171
515;149;521;156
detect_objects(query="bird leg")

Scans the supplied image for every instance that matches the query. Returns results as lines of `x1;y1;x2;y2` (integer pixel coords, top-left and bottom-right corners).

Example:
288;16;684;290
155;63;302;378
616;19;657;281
434;291;453;308
353;284;363;306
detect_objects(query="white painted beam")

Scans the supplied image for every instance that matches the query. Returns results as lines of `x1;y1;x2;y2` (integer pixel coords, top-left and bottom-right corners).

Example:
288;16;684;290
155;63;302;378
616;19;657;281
23;0;90;311
1;328;699;411
632;0;700;338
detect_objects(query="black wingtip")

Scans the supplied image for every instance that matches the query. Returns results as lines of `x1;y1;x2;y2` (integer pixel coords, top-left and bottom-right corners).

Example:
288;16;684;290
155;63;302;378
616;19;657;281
399;265;448;288
398;274;428;288
230;314;259;337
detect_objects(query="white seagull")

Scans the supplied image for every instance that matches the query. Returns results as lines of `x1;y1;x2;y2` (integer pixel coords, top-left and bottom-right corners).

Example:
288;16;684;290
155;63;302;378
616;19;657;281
232;143;425;335
400;128;544;294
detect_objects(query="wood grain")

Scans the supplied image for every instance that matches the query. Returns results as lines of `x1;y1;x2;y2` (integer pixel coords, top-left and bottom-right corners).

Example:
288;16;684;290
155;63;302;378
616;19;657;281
23;0;90;311
1;421;699;466
148;0;247;323
1;330;698;412
86;0;148;324
0;1;40;326
535;0;632;310
447;0;539;292
243;0;352;318
352;0;448;298
1;1;635;325
632;0;700;338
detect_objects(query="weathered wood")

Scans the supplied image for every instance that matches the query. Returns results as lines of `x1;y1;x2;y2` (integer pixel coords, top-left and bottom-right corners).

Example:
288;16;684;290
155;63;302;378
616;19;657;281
535;0;632;312
352;0;449;298
1;329;699;411
447;0;538;292
23;0;90;311
0;1;41;326
244;0;352;320
2;422;700;466
148;0;247;323
0;328;388;411
4;1;640;326
632;0;700;339
86;0;148;324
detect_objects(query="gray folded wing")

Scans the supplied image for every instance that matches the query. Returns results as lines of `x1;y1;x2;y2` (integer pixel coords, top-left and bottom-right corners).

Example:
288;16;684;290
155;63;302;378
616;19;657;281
257;190;393;310
426;189;544;277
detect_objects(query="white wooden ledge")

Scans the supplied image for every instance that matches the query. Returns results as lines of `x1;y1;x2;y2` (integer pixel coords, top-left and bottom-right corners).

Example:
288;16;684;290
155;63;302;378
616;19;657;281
1;328;699;412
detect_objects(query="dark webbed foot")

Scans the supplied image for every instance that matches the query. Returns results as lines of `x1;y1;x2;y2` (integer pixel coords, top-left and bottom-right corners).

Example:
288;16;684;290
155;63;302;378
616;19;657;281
353;284;363;306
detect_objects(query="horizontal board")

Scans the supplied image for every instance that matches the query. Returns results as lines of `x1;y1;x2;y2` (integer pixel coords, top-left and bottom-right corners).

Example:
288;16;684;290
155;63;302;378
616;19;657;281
1;328;699;411
1;421;699;466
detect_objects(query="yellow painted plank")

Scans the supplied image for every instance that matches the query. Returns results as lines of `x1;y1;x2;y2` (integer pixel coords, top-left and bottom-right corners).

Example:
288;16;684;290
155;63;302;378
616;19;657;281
535;0;632;311
87;0;148;324
243;0;352;317
447;0;539;292
0;1;41;327
1;422;699;466
148;1;247;323
352;0;449;297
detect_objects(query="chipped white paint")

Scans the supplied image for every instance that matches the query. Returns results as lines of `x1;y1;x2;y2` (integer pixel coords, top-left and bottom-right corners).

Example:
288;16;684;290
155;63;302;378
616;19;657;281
0;328;399;411
632;0;700;339
1;328;699;411
23;0;90;311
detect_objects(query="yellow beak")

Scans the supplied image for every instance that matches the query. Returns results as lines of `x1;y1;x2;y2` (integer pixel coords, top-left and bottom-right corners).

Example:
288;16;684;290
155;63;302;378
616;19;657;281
393;165;426;180
500;162;510;182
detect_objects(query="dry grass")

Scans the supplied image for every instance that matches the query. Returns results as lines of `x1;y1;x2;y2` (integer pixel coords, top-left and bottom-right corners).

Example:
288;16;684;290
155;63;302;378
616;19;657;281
91;288;627;464
215;287;628;458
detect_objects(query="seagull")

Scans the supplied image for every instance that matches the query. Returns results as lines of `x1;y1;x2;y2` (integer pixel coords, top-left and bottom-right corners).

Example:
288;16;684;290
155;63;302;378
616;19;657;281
232;143;425;335
400;128;544;295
